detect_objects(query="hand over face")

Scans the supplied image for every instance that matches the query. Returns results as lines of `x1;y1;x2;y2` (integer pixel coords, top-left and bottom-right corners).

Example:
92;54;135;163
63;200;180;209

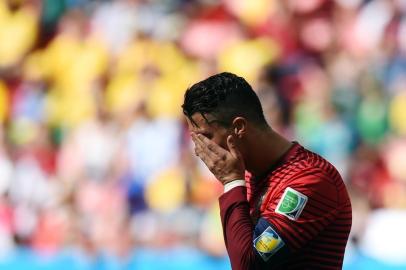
191;133;245;185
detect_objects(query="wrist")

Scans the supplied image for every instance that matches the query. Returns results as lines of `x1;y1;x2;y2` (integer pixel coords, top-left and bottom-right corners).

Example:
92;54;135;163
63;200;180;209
222;173;245;185
224;179;246;193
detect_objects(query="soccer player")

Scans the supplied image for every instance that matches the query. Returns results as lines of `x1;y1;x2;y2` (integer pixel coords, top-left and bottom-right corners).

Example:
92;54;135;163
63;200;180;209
182;72;352;269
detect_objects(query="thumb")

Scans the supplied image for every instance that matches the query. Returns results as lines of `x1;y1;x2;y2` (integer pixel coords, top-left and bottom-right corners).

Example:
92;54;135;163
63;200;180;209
227;135;242;160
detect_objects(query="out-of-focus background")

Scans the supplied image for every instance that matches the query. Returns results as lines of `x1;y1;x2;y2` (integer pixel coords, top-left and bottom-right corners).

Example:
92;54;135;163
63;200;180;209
0;0;405;269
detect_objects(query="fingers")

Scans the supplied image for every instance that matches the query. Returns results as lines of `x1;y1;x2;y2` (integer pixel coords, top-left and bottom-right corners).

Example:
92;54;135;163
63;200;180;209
191;133;204;157
191;133;216;167
190;133;245;184
194;133;224;155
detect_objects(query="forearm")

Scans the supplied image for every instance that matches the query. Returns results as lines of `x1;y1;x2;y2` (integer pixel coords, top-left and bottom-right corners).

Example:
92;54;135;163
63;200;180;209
219;186;262;270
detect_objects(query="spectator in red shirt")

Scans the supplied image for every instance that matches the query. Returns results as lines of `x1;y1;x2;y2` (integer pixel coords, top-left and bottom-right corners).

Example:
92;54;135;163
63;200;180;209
182;72;352;269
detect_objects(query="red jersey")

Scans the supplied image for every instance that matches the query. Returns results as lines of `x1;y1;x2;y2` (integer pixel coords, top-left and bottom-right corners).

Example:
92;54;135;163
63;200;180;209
219;142;352;269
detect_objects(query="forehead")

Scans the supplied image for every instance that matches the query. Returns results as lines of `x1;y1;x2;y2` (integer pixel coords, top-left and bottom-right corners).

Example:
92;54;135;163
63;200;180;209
185;113;215;133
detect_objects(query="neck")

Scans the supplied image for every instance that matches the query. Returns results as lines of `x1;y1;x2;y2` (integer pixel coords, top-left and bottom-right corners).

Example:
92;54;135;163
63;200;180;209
244;128;292;178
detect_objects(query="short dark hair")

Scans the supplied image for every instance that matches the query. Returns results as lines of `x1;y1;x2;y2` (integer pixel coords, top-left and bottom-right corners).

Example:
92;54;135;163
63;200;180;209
182;72;268;128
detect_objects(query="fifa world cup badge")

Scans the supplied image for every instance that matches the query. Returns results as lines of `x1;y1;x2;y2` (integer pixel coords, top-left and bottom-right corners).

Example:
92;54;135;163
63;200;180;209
253;226;285;261
275;187;308;220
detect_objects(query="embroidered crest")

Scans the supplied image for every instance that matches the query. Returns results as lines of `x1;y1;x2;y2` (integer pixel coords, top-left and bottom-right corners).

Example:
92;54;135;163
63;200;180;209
275;187;308;220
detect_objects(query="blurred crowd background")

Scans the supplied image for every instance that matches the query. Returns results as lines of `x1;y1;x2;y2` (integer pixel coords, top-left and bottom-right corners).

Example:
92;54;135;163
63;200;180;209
0;0;406;269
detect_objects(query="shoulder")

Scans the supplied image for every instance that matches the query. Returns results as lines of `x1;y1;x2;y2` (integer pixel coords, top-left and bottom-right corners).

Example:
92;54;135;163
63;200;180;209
270;146;346;208
282;145;343;187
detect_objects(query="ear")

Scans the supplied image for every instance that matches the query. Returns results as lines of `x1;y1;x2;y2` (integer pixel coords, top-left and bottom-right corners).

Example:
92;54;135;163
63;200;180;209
231;117;247;139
